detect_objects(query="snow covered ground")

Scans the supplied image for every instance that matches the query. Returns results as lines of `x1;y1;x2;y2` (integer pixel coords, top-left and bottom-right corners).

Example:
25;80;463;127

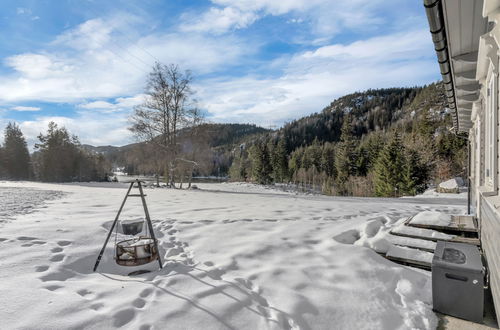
0;181;467;330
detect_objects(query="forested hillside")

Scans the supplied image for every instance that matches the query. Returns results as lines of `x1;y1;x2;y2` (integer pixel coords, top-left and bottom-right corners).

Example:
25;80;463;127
281;87;421;151
230;82;467;197
84;123;269;178
0;82;466;195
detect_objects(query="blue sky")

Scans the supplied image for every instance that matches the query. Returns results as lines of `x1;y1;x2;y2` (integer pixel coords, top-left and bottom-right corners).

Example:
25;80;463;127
0;0;440;147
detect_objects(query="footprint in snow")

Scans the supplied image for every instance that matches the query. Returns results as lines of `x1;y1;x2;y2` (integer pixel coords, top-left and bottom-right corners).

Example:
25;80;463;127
44;285;63;292
77;289;93;297
57;240;72;247
21;240;47;247
90;303;104;311
35;265;49;272
113;308;136;327
17;236;37;241
132;298;146;309
50;254;64;262
139;288;153;298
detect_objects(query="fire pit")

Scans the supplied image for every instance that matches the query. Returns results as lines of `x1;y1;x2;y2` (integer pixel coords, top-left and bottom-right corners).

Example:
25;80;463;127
115;237;158;266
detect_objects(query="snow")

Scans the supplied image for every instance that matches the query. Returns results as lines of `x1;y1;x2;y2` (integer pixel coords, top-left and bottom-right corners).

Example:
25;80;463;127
197;182;312;196
343;106;353;114
391;223;454;240
386;236;437;252
0;181;466;329
438;178;459;190
386;246;434;265
113;171;127;176
409;211;452;227
128;238;154;247
403;187;467;199
0;186;64;222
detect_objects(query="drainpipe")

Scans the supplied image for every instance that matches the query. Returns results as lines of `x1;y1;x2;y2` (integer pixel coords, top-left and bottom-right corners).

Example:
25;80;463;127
424;0;459;132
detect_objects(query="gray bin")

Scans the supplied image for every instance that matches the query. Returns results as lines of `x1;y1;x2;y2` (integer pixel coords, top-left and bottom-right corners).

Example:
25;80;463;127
432;241;484;323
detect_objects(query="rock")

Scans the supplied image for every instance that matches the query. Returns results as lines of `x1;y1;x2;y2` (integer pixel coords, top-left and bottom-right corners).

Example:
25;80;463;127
436;178;460;193
454;177;464;186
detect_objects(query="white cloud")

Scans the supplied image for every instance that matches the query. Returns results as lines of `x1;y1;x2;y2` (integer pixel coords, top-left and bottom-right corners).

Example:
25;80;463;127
181;7;258;34
4;53;72;79
0;3;436;147
211;0;319;15
197;29;438;126
16;7;39;21
80;100;116;110
138;33;249;74
1;112;135;149
11;106;41;112
53;18;114;51
0;95;147;148
114;94;146;108
0;15;250;103
16;7;28;15
182;0;390;38
78;94;145;112
301;30;431;61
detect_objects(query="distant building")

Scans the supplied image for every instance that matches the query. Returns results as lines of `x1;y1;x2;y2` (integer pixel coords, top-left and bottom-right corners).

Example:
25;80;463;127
424;0;500;318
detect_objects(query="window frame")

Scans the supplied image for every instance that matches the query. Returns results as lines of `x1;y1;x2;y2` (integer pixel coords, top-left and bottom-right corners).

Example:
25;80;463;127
484;66;498;191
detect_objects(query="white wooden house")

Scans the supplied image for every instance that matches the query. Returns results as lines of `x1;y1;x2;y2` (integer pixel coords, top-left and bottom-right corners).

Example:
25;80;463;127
424;0;500;319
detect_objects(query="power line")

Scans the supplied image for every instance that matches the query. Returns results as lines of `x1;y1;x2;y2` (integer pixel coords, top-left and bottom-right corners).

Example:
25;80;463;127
101;45;149;74
82;2;161;67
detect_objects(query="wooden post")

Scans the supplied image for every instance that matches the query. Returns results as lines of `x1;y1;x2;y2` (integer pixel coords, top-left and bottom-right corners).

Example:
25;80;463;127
93;181;134;272
137;180;163;269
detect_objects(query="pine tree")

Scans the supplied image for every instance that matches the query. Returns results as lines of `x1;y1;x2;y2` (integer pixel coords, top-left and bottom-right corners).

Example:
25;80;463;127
3;123;31;179
229;157;242;181
373;131;407;197
308;138;322;170
335;115;358;193
289;148;304;185
403;149;429;195
0;145;5;178
229;149;249;182
34;122;81;182
321;143;336;178
249;141;272;184
416;108;434;138
271;138;288;183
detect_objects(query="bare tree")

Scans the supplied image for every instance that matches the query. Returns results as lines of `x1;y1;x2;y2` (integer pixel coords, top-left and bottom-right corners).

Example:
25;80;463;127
176;120;214;188
130;62;201;187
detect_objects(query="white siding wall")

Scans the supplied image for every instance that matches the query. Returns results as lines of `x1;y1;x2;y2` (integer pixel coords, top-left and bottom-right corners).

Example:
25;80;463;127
469;1;500;319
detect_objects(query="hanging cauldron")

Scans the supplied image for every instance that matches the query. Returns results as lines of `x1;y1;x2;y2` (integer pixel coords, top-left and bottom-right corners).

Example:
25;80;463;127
115;237;159;266
121;219;144;235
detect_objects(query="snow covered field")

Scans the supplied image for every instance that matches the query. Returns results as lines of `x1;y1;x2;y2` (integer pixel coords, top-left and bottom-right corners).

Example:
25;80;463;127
0;181;466;330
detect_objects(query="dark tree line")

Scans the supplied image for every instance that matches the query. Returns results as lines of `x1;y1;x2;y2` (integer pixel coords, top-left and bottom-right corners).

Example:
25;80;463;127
0;122;111;182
